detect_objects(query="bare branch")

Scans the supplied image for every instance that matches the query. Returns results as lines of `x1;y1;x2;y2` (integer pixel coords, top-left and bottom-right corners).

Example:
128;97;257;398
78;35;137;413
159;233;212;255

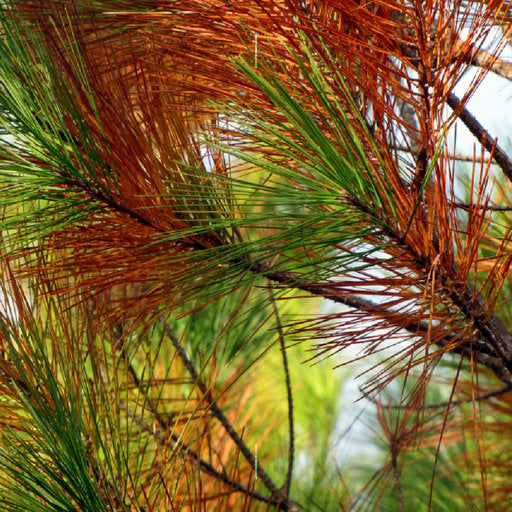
451;202;512;212
447;92;512;182
469;45;512;81
268;288;294;499
114;325;288;510
393;144;492;165
160;320;300;512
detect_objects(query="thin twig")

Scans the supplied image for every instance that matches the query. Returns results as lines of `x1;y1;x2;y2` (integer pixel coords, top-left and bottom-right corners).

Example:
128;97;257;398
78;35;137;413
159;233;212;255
363;384;512;410
393;144;492;165
115;398;280;503
447;92;512;183
160;320;300;512
268;288;294;500
451;202;512;212
114;325;290;510
392;456;405;512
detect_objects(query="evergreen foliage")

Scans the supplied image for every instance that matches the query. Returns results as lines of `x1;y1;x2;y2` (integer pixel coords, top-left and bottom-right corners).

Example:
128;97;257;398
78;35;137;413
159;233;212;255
1;1;512;510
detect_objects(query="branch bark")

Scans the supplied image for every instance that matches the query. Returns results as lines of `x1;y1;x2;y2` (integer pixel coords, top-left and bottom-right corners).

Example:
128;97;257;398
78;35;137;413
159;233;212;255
269;288;294;499
161;321;300;512
447;92;512;182
115;325;294;511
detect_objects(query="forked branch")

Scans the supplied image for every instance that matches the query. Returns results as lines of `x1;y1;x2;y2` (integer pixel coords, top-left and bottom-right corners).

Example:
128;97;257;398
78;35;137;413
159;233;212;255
160;320;300;512
114;325;292;510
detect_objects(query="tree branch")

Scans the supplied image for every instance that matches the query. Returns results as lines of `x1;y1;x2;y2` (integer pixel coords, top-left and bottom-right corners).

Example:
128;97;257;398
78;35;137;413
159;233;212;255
160;320;300;512
114;325;290;510
392;456;405;512
58;139;512;389
268;288;294;499
393;144;492;165
451;202;512;212
249;261;512;385
468;45;512;82
447;92;512;182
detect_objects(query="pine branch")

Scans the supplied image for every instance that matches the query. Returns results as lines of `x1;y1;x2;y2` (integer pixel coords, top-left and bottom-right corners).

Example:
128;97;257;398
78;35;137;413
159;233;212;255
393;144;492;165
468;45;512;81
160;320;300;512
4;2;512;508
392;457;405;512
268;288;294;499
49;156;512;389
447;92;512;182
254;261;512;385
59;167;512;387
7;2;512;397
451;203;512;212
53;165;512;388
115;325;290;510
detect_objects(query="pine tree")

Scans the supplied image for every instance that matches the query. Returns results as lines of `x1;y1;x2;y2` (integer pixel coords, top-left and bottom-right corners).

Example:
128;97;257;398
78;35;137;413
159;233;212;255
1;1;512;510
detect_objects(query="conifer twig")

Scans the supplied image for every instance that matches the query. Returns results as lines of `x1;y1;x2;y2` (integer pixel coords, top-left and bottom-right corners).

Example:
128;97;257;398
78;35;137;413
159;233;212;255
447;92;512;182
160;320;300;512
251;261;512;385
114;325;288;509
268;287;294;499
392;457;405;512
51;149;512;387
451;203;512;212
